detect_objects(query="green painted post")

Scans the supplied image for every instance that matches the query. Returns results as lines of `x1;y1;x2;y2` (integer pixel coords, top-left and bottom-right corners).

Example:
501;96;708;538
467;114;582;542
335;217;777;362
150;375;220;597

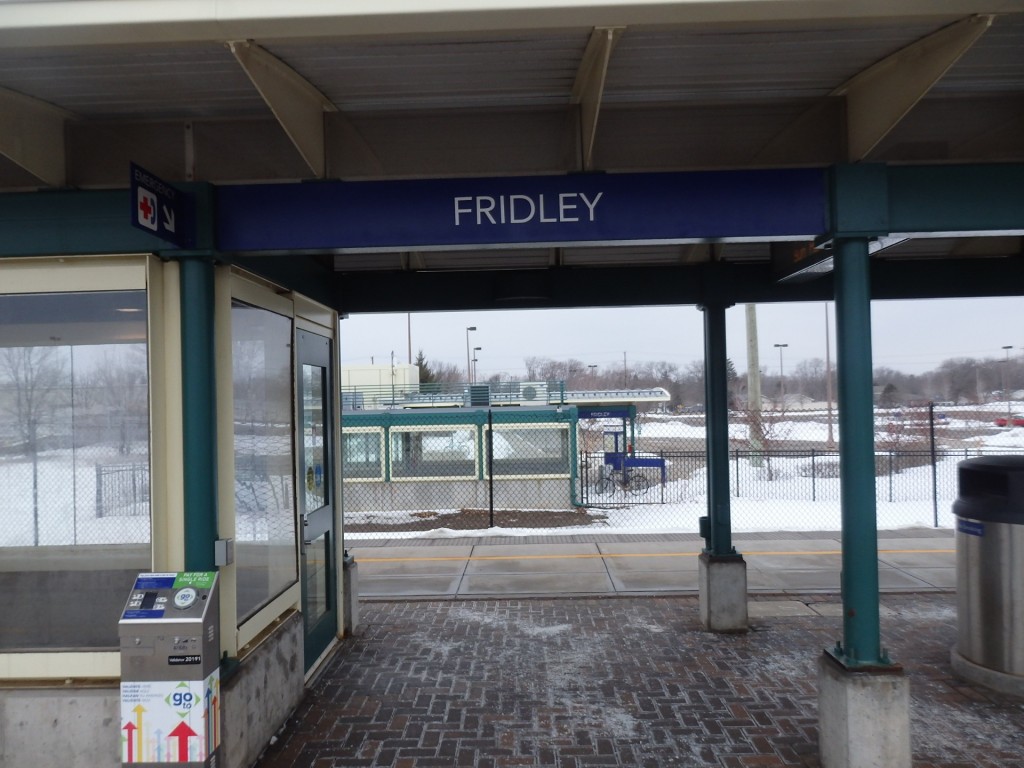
701;303;736;557
833;238;888;667
179;255;218;572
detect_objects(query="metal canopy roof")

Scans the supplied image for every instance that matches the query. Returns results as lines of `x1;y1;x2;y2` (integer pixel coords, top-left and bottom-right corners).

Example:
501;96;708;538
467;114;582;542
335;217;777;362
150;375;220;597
0;1;1022;309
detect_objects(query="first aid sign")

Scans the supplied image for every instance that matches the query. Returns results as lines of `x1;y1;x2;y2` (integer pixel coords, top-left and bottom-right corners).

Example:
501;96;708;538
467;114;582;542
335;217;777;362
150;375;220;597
130;163;192;247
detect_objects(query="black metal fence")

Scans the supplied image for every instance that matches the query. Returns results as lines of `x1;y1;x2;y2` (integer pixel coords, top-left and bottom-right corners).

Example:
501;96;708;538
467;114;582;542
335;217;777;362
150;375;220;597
95;462;150;517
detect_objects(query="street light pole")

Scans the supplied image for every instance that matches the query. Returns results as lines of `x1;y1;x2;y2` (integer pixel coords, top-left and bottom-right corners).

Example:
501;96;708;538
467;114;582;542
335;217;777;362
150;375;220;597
774;343;788;404
1003;345;1013;424
465;326;477;383
472;346;482;383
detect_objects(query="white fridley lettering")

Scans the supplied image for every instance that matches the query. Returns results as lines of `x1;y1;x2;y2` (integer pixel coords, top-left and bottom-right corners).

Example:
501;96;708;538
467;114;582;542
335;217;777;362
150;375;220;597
579;192;603;221
477;196;497;225
538;194;556;223
558;193;579;222
454;191;603;225
454;197;473;226
509;195;535;224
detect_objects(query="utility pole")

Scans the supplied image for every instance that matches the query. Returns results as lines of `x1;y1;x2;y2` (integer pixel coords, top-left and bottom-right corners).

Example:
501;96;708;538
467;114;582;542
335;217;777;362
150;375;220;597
745;304;763;465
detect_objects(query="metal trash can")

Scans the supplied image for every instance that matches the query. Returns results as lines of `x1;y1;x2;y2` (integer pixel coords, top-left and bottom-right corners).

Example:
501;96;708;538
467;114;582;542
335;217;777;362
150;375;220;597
952;456;1024;696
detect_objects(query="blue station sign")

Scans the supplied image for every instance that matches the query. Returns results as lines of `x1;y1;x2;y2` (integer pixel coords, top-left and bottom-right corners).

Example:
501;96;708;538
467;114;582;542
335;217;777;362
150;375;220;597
216;168;827;252
577;406;631;420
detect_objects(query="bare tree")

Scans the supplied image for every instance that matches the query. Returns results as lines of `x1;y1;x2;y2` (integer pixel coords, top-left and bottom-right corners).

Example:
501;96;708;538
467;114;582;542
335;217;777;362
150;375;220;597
87;346;149;455
429;361;463;383
0;346;70;545
735;401;792;481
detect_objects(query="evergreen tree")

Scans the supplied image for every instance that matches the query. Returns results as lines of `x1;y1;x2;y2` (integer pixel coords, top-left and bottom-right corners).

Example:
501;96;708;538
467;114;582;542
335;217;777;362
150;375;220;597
415;350;435;383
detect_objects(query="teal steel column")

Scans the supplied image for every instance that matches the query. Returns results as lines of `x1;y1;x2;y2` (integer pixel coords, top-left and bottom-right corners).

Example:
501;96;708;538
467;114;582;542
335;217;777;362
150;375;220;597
179;255;218;572
701;303;736;556
832;238;889;667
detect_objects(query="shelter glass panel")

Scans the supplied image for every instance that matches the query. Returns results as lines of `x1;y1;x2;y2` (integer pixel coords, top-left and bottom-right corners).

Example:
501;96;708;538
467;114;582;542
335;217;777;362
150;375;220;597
489;425;570;477
0;290;150;650
232;300;297;624
390;427;477;479
341;429;384;480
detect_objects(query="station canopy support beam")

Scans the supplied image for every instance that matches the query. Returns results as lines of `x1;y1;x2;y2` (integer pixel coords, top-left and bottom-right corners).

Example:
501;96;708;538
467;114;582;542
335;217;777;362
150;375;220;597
837;14;993;161
570;26;623;171
0;85;71;187
228;40;338;179
754;14;993;164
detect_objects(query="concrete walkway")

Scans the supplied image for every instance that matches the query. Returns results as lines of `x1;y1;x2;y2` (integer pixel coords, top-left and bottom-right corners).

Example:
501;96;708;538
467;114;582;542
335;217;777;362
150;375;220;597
348;528;955;600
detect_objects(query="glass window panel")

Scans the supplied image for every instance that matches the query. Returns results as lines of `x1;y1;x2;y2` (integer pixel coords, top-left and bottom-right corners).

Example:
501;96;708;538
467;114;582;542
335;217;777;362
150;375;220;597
389;428;477;478
490;426;570;476
232;301;297;624
0;290;150;650
341;431;383;479
304;532;330;626
302;364;328;511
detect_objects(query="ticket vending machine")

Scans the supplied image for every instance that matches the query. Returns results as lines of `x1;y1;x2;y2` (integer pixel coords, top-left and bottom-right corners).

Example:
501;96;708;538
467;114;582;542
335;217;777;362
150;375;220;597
119;572;221;767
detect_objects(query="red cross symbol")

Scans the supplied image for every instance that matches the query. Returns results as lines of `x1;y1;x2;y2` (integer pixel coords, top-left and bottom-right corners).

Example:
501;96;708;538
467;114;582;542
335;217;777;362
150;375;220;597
137;188;158;231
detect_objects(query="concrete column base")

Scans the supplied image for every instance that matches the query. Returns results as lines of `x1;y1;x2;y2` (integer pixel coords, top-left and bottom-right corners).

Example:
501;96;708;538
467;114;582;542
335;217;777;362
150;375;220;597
698;552;747;633
818;653;911;768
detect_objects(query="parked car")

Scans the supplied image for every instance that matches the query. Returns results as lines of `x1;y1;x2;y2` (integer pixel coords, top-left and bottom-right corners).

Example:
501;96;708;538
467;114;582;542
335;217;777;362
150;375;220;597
994;415;1024;427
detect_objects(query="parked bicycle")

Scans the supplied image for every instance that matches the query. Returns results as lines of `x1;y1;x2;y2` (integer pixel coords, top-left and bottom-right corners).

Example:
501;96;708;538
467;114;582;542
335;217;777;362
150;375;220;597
595;465;652;496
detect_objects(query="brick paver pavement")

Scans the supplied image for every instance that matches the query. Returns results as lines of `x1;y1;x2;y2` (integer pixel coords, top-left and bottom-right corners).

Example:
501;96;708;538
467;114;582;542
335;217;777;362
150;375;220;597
255;593;1024;767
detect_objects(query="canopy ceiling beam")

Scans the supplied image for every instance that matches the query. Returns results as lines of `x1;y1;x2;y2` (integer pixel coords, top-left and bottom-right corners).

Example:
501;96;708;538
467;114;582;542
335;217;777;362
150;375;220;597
752;14;993;164
836;14;994;161
228;39;337;178
570;26;623;171
0;86;72;187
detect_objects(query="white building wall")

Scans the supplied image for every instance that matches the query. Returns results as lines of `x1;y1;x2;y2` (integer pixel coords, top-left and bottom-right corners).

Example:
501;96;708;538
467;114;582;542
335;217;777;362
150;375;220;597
342;364;420;389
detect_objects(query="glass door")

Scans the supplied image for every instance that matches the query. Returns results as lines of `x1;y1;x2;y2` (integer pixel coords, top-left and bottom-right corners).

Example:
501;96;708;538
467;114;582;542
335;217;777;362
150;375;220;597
296;329;337;670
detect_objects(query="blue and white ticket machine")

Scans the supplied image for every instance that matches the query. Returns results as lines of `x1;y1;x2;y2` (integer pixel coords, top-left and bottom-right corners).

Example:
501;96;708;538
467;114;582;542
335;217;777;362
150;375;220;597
118;572;220;767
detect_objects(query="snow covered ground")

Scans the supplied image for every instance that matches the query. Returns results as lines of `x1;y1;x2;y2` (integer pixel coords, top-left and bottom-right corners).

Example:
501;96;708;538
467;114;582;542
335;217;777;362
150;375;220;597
3;405;1023;546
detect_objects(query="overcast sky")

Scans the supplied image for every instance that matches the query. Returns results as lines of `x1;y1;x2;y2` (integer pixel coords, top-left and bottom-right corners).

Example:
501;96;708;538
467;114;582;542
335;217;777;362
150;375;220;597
340;296;1024;380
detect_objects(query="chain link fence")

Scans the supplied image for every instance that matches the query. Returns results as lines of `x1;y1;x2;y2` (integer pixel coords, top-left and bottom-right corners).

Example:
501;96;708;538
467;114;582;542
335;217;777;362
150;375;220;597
344;403;1024;539
342;408;595;536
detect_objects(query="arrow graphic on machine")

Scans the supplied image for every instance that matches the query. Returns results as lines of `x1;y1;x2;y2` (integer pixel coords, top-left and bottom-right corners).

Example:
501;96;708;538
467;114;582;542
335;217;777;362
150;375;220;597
123;704;146;763
169;721;197;762
122;722;136;763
